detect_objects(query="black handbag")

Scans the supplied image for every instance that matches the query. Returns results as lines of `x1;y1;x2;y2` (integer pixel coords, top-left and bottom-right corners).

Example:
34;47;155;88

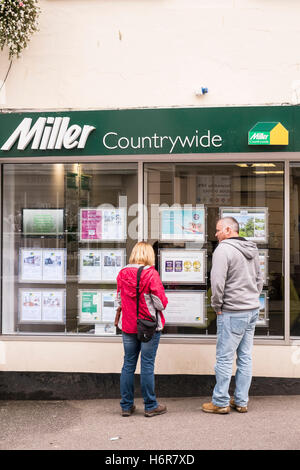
136;266;157;342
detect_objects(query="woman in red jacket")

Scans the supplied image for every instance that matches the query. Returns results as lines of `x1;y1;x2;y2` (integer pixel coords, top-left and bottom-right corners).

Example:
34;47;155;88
115;242;168;417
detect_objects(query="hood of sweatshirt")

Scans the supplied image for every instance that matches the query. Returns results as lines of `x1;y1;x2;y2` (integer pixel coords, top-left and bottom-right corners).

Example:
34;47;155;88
220;238;258;260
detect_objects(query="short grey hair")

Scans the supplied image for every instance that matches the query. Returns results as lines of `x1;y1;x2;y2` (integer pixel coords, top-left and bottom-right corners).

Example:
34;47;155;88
218;217;239;233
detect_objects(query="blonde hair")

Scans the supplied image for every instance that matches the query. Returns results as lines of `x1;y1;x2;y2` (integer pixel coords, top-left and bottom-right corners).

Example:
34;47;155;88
129;242;155;266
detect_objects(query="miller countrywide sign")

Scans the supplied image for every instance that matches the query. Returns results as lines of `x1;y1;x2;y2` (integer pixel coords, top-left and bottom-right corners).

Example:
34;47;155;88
0;106;295;158
0;116;223;153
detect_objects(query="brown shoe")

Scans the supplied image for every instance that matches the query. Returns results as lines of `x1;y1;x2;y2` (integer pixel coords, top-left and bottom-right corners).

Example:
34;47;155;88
121;405;136;417
230;398;248;413
144;404;167;417
202;402;230;414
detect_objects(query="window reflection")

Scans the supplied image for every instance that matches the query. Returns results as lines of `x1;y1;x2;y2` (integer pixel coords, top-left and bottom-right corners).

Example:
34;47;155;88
145;162;284;337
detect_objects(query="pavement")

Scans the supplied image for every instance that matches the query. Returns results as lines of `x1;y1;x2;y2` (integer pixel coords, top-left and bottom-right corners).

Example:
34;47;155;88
0;396;299;451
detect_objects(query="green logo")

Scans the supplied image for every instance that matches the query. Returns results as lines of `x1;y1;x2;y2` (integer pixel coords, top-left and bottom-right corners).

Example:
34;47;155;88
249;131;270;145
248;122;288;145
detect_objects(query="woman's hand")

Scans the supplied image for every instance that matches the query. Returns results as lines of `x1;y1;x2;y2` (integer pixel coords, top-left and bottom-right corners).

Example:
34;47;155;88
114;307;122;326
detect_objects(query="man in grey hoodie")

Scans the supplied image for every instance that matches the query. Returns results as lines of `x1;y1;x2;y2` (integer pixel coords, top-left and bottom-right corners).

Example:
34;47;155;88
202;216;263;414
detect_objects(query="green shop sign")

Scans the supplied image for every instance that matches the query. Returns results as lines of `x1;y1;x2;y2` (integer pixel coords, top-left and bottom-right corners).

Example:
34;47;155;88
0;106;297;158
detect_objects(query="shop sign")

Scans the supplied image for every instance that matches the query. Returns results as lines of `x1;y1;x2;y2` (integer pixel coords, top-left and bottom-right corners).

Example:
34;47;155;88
0;116;222;153
0;107;295;157
0;117;96;151
102;130;222;153
248;122;289;145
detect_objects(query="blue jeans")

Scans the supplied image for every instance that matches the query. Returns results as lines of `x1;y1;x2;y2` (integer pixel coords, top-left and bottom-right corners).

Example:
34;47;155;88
120;331;161;411
212;309;259;408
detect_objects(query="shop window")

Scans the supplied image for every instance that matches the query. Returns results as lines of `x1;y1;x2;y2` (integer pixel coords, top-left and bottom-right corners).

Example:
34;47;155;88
290;163;300;337
1;161;285;338
1;163;138;336
145;162;284;337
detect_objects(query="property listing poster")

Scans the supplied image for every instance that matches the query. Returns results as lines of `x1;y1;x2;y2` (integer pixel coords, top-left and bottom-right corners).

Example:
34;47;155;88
164;291;206;325
102;250;124;281
19;249;66;283
95;290;117;335
19;289;65;323
19;290;42;322
94;323;116;335
79;250;102;282
79;249;125;283
258;250;268;285
160;249;206;284
42;290;65;323
19;249;43;282
80;208;126;242
80;209;102;241
79;290;117;324
42;250;65;282
101;209;126;241
159;207;205;242
197;175;231;206
257;291;268;327
220;207;268;243
79;290;102;323
101;291;117;322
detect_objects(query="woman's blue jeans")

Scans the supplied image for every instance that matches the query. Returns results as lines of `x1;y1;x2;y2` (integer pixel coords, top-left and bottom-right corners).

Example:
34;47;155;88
120;331;161;412
212;309;259;408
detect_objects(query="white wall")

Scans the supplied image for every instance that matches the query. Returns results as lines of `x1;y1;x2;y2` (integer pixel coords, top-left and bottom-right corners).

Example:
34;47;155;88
1;340;300;379
1;0;300;109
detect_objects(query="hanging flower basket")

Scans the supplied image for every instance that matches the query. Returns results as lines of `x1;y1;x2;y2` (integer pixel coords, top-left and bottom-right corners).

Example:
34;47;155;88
0;0;41;59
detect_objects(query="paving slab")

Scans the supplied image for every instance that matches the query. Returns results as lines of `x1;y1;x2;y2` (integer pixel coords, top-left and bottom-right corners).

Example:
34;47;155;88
0;396;299;451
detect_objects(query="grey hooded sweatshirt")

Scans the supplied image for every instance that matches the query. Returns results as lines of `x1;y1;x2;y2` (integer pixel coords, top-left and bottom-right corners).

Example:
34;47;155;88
211;237;263;313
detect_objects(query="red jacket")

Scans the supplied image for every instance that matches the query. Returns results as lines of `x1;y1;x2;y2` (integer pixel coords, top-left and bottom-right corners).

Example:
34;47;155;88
116;264;168;334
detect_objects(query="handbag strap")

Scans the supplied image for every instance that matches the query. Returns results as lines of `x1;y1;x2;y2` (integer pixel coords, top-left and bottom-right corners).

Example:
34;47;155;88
136;265;144;319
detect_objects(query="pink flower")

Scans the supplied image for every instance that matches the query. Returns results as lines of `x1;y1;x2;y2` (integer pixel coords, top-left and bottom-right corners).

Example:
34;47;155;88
19;1;24;6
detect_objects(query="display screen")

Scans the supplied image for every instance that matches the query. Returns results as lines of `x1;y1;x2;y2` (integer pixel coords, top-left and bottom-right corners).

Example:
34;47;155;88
22;209;64;237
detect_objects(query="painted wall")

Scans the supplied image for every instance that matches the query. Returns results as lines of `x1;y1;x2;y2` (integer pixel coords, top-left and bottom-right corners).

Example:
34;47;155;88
0;340;300;379
1;0;300;109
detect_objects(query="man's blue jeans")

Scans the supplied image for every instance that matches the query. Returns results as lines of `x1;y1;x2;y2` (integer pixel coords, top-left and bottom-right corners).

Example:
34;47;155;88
120;331;161;412
212;309;259;408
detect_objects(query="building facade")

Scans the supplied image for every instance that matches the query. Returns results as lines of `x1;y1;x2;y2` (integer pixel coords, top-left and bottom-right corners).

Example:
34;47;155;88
0;1;300;397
